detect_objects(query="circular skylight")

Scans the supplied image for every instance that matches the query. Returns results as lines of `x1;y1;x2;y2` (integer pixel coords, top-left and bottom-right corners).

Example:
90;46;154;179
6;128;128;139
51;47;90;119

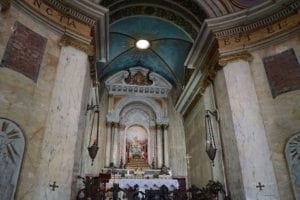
136;39;150;49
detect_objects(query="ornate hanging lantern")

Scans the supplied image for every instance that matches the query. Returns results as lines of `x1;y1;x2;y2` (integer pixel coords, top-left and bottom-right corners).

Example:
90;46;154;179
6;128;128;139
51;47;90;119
88;110;100;165
205;110;218;166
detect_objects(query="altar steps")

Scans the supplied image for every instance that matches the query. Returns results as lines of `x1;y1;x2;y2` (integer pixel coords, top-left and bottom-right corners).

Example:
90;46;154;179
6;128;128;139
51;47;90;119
126;158;149;169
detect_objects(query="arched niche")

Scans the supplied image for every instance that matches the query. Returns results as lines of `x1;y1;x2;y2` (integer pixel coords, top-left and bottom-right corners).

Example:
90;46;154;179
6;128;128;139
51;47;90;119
108;96;164;124
0;118;25;200
119;103;155;165
285;133;300;199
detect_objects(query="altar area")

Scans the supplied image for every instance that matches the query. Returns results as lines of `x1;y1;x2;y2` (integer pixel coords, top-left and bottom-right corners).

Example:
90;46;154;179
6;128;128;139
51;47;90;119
77;167;185;200
104;168;178;191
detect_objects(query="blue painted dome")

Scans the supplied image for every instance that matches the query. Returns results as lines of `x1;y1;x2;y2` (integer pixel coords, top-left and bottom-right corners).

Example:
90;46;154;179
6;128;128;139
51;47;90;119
97;16;193;86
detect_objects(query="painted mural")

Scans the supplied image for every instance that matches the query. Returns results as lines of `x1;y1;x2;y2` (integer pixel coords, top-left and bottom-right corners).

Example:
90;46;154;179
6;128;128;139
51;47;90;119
126;125;148;162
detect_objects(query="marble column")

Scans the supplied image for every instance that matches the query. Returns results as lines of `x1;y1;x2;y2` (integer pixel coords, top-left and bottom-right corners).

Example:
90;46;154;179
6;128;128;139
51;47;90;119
112;123;120;167
163;125;170;167
222;56;279;199
34;45;90;199
156;124;163;168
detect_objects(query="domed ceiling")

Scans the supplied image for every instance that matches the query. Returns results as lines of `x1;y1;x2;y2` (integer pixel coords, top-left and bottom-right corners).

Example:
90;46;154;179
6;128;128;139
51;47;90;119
95;0;268;87
96;0;206;87
98;16;192;86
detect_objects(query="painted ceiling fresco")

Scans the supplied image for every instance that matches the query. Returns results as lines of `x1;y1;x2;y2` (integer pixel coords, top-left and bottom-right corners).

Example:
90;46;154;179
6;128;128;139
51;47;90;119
97;16;192;86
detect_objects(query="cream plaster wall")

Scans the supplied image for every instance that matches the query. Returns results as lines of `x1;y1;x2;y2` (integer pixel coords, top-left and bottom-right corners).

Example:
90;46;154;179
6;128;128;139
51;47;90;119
184;95;212;188
0;6;61;199
250;34;300;200
80;86;109;175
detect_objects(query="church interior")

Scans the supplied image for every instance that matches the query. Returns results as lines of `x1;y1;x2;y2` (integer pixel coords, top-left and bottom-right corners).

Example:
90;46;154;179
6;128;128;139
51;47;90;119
0;0;300;199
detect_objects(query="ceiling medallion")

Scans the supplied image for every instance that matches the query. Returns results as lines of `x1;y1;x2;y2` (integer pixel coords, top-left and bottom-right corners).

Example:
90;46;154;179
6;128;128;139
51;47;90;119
136;39;150;50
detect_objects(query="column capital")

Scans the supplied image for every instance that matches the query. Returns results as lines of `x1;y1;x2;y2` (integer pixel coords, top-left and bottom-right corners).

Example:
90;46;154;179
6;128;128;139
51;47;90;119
0;0;11;11
219;51;253;67
156;123;169;129
106;121;119;127
60;34;94;56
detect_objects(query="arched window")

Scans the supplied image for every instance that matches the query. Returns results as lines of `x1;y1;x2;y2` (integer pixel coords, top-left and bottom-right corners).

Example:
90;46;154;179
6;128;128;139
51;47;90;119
0;118;25;199
285;133;300;199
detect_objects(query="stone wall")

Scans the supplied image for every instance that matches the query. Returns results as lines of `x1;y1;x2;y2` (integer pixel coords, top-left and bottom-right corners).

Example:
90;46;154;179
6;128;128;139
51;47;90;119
250;34;300;199
183;93;212;187
0;5;61;199
80;86;109;175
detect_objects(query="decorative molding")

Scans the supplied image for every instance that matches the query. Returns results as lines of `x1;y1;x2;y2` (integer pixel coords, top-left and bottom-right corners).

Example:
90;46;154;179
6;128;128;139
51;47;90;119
219;51;253;66
105;67;172;98
60;34;94;56
0;0;11;11
42;0;98;26
212;1;300;39
207;0;300;54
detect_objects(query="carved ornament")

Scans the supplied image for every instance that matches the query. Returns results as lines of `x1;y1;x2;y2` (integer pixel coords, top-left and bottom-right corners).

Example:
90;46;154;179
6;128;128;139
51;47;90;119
209;1;300;53
219;51;253;66
0;0;11;11
60;34;94;56
125;71;153;86
105;67;172;98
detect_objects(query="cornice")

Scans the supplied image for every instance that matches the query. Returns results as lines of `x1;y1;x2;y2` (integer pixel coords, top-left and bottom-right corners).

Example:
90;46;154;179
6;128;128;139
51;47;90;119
43;0;105;26
207;0;300;54
12;0;109;81
207;0;299;34
0;0;11;11
60;34;94;56
12;0;108;49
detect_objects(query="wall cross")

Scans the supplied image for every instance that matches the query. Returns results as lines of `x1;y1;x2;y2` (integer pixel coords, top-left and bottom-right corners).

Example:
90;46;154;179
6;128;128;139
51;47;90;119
185;154;192;169
256;182;265;191
49;181;59;191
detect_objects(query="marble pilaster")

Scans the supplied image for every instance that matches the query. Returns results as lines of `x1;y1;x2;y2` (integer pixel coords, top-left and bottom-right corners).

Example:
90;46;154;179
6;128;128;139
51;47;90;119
222;58;279;199
34;45;89;200
112;123;120;166
110;122;115;165
163;125;170;167
105;122;112;166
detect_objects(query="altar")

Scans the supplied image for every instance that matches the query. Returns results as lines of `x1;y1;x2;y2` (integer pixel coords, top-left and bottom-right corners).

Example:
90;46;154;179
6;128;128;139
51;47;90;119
104;168;179;191
118;179;179;190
